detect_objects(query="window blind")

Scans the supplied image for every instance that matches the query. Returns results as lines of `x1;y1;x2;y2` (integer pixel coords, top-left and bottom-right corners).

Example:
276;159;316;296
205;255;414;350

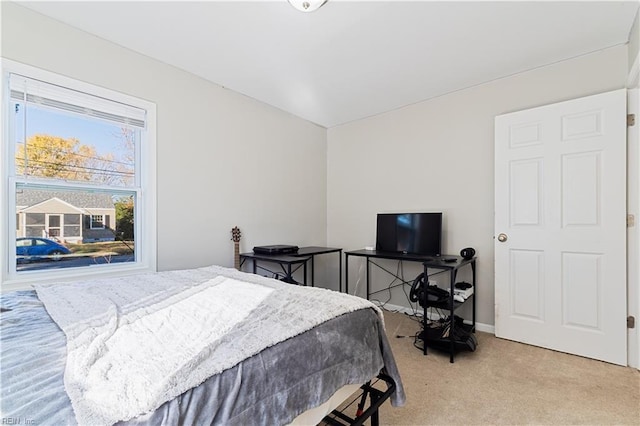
10;74;146;129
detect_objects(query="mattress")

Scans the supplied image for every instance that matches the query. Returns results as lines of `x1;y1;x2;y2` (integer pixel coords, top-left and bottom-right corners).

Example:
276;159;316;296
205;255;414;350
0;267;405;425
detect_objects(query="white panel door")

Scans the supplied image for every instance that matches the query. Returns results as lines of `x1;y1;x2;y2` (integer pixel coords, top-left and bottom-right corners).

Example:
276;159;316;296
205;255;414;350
495;89;627;365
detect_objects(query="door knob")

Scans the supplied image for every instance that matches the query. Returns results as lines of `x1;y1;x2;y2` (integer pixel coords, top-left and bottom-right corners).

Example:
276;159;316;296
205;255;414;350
497;233;508;242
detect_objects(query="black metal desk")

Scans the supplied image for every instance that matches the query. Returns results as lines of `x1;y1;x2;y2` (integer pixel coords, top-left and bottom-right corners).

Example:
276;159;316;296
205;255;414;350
294;246;342;291
344;249;439;297
239;252;310;285
344;249;476;362
239;246;343;288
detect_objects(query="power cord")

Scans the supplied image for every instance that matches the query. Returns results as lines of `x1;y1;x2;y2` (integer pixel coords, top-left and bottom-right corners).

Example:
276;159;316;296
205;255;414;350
351;258;365;297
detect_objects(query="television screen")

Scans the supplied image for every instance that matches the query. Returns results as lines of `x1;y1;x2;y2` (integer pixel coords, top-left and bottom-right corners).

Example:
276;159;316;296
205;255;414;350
376;212;442;256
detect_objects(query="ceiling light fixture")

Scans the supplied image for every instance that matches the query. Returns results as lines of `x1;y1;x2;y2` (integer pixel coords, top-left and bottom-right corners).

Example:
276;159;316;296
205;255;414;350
288;0;328;13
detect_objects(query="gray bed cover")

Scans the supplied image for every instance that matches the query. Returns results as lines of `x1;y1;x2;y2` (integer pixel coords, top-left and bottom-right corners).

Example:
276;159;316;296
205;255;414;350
0;290;404;425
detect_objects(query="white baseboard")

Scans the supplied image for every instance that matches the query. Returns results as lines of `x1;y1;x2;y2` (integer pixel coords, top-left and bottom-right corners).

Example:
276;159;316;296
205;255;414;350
377;301;496;335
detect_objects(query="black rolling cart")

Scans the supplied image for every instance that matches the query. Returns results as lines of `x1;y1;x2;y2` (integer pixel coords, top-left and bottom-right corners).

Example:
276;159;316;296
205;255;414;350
418;256;476;363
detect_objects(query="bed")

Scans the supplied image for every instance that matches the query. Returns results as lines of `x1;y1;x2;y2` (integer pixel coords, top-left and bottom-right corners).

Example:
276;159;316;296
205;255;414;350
0;265;405;425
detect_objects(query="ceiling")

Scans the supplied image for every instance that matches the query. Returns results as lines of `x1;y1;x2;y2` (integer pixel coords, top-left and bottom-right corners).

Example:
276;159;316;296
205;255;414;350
15;1;640;128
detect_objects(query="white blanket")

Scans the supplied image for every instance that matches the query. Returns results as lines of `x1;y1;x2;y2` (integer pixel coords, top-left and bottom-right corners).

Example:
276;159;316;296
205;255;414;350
34;265;378;426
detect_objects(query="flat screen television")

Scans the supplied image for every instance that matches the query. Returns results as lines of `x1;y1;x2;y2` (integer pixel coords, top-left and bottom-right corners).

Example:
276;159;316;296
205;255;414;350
376;212;442;256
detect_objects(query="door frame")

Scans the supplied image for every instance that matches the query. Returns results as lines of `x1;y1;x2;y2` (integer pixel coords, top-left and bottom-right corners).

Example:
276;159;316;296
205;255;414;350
628;85;640;369
628;42;639;369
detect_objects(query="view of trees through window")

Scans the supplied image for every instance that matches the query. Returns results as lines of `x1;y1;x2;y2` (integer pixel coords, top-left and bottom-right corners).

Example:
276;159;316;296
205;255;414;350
15;132;135;185
13;97;138;272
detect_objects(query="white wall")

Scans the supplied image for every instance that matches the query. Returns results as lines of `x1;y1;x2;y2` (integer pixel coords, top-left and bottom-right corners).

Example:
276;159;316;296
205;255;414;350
0;3;327;276
327;46;629;326
629;9;639;80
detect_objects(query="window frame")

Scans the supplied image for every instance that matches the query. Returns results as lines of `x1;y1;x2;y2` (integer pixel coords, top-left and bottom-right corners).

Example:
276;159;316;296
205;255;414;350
1;59;157;290
90;215;105;230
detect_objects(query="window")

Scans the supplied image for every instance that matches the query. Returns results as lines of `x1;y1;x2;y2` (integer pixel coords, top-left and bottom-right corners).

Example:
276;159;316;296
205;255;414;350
16;239;32;248
1;60;156;288
24;213;45;237
90;215;105;229
64;214;81;238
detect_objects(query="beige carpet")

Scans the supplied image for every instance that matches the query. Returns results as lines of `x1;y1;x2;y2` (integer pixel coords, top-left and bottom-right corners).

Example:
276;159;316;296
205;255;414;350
333;310;640;425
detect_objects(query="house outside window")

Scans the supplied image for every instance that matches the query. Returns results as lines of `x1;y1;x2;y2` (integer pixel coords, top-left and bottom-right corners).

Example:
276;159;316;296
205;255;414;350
16;189;115;243
1;59;157;289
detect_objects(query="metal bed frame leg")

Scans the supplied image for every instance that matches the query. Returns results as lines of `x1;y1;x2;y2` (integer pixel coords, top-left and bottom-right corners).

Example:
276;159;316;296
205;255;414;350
321;372;395;426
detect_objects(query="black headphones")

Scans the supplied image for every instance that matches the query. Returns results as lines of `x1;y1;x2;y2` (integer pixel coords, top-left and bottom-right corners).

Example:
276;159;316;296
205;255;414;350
460;247;476;260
